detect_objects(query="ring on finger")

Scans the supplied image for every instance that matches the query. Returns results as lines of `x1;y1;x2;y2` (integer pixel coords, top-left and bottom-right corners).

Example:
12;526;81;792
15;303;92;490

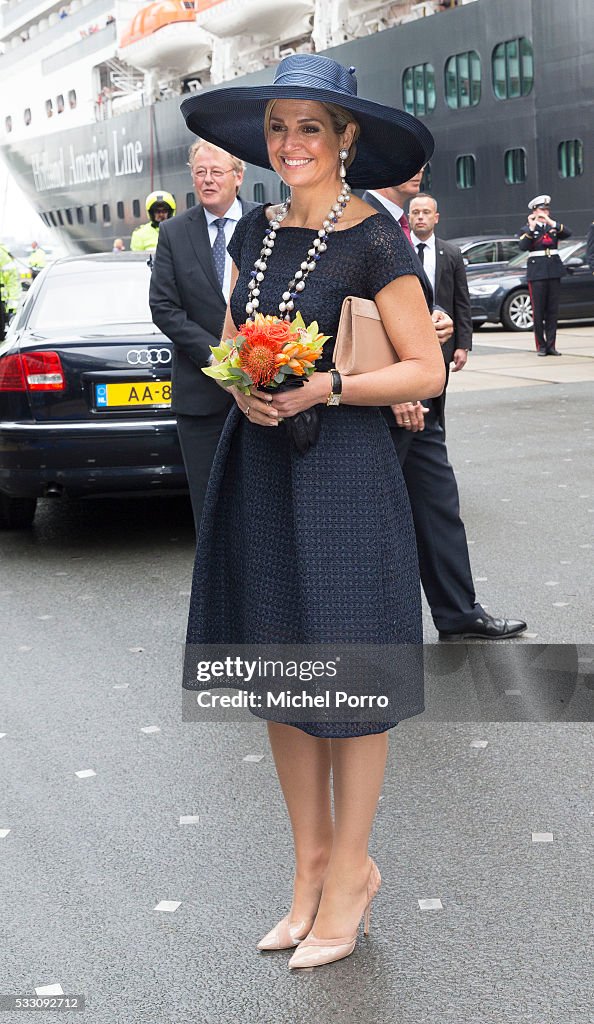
244;405;251;418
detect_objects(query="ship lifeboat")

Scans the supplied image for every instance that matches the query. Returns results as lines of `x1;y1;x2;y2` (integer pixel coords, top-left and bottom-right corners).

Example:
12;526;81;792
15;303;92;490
118;0;213;73
195;0;314;42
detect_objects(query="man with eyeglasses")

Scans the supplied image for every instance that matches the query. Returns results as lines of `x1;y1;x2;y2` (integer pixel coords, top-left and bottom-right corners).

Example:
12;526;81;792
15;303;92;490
149;141;258;536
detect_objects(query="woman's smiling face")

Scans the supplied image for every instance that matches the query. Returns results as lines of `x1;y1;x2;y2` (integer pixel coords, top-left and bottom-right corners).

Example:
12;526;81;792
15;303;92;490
265;99;354;188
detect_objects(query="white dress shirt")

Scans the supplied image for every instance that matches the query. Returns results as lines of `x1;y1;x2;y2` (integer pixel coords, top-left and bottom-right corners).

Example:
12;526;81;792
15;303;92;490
411;230;436;295
204;196;243;302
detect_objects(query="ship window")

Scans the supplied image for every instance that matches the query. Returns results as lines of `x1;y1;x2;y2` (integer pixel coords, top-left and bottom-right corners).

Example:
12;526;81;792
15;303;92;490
116;201;125;219
76;207;84;225
40;213;48;226
558;139;583;178
68;89;77;110
186;192;195;209
89;205;97;224
504;148;527;184
132;199;141;218
279;182;291;203
5;116;12;133
445;50;481;108
48;212;57;226
456;154;476;189
56;210;64;226
421;162;432;191
402;63;436;117
24;108;32;126
253;182;265;204
492;37;533;100
65;209;73;225
56;94;65;114
45;99;53;118
102;203;111;224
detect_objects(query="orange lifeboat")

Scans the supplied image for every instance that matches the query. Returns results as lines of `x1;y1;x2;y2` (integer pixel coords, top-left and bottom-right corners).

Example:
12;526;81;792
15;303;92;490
119;0;212;74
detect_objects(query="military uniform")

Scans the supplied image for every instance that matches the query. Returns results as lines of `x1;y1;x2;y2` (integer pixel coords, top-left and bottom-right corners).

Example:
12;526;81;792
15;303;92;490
518;195;571;355
586;221;594;274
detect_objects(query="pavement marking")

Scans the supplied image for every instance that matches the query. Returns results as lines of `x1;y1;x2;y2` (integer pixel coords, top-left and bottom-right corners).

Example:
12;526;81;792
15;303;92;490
558;484;568;489
243;754;264;763
54;571;69;576
418;898;443;911
113;683;129;689
545;581;560;586
474;577;488;582
0;829;11;838
523;633;539;639
75;769;96;779
35;985;64;996
17;645;32;652
37;615;53;620
179;815;200;825
532;833;554;843
128;646;144;653
154;900;181;912
470;740;489;749
0;733;6;739
141;726;161;734
552;602;570;607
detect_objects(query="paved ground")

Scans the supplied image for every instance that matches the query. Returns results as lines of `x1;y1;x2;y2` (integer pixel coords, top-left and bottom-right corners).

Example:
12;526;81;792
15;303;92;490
0;322;592;1024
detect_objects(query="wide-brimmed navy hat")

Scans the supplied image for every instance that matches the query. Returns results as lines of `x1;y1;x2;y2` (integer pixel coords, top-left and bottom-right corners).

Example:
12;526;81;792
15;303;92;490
181;53;434;189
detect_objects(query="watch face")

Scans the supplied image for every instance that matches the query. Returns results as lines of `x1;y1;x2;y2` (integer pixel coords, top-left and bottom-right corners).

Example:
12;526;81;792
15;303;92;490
327;394;341;406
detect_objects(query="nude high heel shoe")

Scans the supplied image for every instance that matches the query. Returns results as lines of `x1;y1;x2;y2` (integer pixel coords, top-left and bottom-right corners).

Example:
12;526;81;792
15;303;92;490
257;914;314;951
287;860;381;969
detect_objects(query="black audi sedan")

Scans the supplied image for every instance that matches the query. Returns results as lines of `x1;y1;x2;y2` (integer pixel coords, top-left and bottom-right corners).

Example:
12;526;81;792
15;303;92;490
467;239;593;331
0;253;187;528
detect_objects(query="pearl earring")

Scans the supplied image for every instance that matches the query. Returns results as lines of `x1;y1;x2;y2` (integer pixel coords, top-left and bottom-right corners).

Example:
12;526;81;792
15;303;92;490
339;148;349;180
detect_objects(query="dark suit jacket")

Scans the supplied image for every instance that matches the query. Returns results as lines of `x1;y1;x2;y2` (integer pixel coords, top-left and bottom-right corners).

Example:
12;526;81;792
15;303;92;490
433;236;473;368
149;198;257;416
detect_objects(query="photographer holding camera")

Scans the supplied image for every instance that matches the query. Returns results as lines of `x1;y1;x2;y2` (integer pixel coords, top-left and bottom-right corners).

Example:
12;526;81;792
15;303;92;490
519;194;572;356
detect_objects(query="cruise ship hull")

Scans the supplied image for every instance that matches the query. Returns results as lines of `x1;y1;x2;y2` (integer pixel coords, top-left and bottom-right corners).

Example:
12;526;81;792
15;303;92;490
1;0;592;252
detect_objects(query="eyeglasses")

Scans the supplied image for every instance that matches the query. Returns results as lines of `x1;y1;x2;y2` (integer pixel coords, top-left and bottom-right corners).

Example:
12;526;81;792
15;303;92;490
191;167;235;179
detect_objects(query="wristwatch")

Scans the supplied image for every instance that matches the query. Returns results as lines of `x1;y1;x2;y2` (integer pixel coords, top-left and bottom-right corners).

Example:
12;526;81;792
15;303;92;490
326;369;342;407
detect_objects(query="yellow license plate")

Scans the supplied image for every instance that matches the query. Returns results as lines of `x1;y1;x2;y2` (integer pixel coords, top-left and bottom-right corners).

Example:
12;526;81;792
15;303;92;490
95;381;172;408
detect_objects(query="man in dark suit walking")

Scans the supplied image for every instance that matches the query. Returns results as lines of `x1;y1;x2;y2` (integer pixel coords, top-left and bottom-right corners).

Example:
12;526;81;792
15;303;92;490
409;191;472;417
149;141;257;534
363;180;526;640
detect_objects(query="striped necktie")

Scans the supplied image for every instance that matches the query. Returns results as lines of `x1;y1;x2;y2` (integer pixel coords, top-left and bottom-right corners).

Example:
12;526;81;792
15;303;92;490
212;217;228;290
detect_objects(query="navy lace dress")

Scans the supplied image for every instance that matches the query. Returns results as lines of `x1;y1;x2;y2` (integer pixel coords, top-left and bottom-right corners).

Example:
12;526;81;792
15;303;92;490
185;207;424;737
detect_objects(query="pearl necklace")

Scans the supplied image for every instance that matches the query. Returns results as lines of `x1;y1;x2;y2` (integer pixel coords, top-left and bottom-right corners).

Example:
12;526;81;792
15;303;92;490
246;182;351;320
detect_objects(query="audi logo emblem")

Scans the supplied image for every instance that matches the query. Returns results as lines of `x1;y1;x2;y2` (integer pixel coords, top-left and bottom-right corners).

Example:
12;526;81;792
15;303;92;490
126;348;172;365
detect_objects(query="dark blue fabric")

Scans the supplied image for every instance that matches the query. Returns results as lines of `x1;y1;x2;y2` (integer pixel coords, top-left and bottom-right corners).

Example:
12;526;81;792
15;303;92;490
186;212;424;737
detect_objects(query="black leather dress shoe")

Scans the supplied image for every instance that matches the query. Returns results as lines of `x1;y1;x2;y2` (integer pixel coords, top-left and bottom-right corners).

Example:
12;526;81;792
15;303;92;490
546;348;562;356
439;613;528;641
536;349;548;356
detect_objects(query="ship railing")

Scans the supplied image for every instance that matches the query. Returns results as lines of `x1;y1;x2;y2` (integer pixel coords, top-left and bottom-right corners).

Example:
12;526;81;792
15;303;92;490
0;0;113;70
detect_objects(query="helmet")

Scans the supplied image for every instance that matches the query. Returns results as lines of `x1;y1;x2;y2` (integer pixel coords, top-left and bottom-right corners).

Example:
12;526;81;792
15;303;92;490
145;190;176;218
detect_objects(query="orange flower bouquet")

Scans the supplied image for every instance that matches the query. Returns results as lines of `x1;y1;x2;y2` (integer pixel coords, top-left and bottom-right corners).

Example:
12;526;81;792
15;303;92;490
202;312;330;395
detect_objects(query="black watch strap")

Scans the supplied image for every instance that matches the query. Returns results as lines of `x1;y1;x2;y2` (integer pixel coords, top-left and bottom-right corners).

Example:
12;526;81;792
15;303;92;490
330;369;342;395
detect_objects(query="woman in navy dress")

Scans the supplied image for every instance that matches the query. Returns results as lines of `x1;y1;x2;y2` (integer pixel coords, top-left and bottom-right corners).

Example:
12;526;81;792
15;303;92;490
181;54;445;969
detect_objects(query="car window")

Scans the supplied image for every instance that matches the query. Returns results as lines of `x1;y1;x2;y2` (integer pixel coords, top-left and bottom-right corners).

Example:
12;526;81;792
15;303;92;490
465;242;497;264
27;264;153;329
498;240;521;261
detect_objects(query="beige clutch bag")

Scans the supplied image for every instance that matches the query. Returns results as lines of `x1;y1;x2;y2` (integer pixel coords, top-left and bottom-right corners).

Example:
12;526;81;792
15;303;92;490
332;296;399;375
